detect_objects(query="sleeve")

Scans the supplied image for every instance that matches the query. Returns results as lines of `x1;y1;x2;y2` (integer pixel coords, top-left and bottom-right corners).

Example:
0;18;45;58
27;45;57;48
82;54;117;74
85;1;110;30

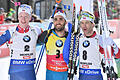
111;43;120;59
33;25;44;36
37;30;48;45
63;22;80;65
99;36;120;59
105;37;120;58
0;30;11;46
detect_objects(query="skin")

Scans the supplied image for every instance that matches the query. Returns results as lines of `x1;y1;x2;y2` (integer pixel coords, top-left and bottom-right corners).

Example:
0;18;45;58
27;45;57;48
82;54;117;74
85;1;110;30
80;20;95;37
53;15;67;37
18;12;31;29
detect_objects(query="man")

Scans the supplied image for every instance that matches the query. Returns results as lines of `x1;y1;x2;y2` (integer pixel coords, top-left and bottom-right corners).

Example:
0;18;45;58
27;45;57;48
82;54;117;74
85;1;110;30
0;8;5;24
63;11;120;80
4;17;13;24
37;9;71;80
0;4;43;80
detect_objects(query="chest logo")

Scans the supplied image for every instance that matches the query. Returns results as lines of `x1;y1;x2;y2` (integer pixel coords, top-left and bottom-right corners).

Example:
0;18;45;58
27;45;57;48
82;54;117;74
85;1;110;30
83;40;90;48
56;40;63;47
23;35;31;42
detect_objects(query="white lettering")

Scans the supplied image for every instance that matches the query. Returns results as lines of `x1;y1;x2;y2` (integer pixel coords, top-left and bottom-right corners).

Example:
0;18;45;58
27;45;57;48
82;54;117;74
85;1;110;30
13;61;25;64
85;70;99;74
26;60;35;64
80;70;84;73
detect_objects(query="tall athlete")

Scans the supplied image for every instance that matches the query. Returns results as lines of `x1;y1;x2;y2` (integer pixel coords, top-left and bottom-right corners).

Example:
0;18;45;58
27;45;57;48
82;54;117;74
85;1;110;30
63;11;120;80
37;9;71;80
0;4;43;80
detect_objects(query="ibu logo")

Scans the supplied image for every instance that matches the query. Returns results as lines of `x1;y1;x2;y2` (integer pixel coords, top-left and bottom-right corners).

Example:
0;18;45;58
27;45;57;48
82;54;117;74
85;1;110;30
56;40;63;47
83;40;90;48
23;35;31;42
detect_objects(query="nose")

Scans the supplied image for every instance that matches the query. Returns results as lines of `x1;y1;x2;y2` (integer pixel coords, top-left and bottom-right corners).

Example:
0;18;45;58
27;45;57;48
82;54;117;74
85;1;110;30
23;17;26;20
21;17;26;22
56;19;61;24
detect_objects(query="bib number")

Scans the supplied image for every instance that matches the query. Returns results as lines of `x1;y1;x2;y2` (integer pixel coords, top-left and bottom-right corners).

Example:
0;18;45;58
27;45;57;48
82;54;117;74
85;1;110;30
83;50;87;60
56;49;60;58
24;45;30;51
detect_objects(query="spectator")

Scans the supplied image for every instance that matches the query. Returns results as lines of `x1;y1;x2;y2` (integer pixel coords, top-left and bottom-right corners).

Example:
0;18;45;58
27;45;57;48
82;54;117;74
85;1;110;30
4;17;13;24
0;8;5;24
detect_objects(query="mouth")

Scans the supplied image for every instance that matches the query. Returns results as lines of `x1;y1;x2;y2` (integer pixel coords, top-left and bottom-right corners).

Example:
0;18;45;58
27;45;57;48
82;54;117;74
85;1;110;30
83;28;87;31
56;24;62;27
21;21;26;24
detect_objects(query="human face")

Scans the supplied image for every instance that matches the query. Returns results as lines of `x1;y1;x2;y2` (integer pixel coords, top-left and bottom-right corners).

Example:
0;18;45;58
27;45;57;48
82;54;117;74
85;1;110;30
80;20;94;36
53;15;66;32
18;12;31;28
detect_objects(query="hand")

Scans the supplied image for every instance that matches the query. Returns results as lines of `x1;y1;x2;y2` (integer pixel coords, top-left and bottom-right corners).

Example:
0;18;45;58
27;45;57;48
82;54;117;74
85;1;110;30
74;66;77;75
105;37;119;51
101;59;105;73
105;37;117;47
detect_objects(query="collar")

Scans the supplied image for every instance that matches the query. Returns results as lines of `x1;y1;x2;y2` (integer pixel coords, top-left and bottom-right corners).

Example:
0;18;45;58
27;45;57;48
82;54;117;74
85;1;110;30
86;31;96;38
16;25;29;33
52;29;68;38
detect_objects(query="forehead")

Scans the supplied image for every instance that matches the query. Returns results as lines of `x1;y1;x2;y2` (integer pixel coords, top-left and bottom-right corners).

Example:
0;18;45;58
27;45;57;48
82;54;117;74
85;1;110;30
80;20;91;23
54;15;64;19
18;12;30;17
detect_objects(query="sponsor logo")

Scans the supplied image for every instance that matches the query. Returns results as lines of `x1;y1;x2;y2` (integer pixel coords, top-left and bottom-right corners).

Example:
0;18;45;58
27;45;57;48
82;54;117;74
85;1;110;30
56;40;63;47
83;40;90;48
11;59;35;65
80;69;101;75
23;35;31;42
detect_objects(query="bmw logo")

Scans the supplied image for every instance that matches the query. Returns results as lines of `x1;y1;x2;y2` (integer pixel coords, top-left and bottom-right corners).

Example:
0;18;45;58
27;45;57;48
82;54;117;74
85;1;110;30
23;35;31;42
83;40;90;48
56;40;63;47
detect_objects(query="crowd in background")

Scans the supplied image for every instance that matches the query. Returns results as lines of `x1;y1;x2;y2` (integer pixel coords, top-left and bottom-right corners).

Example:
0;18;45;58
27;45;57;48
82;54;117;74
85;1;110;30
0;7;42;24
0;0;120;25
94;0;120;22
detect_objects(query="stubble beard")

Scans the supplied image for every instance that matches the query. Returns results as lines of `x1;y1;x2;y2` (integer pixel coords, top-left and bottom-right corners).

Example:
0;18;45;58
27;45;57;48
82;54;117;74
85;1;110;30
55;23;65;32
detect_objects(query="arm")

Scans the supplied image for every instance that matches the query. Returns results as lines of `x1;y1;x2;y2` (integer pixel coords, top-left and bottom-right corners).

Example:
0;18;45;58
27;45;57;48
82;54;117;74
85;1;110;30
0;30;11;46
105;37;120;59
37;30;48;45
0;30;11;57
99;36;120;58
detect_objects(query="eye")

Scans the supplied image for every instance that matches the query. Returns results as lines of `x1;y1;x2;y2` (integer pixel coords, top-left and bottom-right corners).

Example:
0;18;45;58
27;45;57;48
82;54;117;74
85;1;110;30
19;15;23;18
86;21;90;24
80;22;84;25
59;18;64;21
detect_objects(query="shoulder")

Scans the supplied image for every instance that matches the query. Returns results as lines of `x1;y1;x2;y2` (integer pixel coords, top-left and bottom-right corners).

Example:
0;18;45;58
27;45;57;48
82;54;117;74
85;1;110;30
30;25;43;36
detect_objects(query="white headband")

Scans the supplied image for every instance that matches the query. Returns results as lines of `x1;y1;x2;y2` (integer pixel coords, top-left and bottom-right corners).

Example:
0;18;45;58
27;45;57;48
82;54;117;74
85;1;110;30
54;11;67;21
80;11;95;23
18;4;32;16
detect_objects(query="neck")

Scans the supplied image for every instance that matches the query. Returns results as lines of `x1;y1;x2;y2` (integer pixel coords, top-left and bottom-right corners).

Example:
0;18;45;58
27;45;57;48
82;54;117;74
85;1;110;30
55;30;66;37
85;31;94;37
19;24;28;29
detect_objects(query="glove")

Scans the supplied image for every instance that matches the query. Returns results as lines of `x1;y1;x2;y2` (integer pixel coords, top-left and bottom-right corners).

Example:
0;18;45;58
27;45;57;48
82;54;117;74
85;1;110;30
105;37;119;55
101;59;105;73
105;37;117;48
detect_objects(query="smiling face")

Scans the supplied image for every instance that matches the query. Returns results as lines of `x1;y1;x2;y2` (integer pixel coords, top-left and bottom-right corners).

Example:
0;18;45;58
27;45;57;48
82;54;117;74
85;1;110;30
53;15;66;32
80;20;95;36
18;12;31;29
